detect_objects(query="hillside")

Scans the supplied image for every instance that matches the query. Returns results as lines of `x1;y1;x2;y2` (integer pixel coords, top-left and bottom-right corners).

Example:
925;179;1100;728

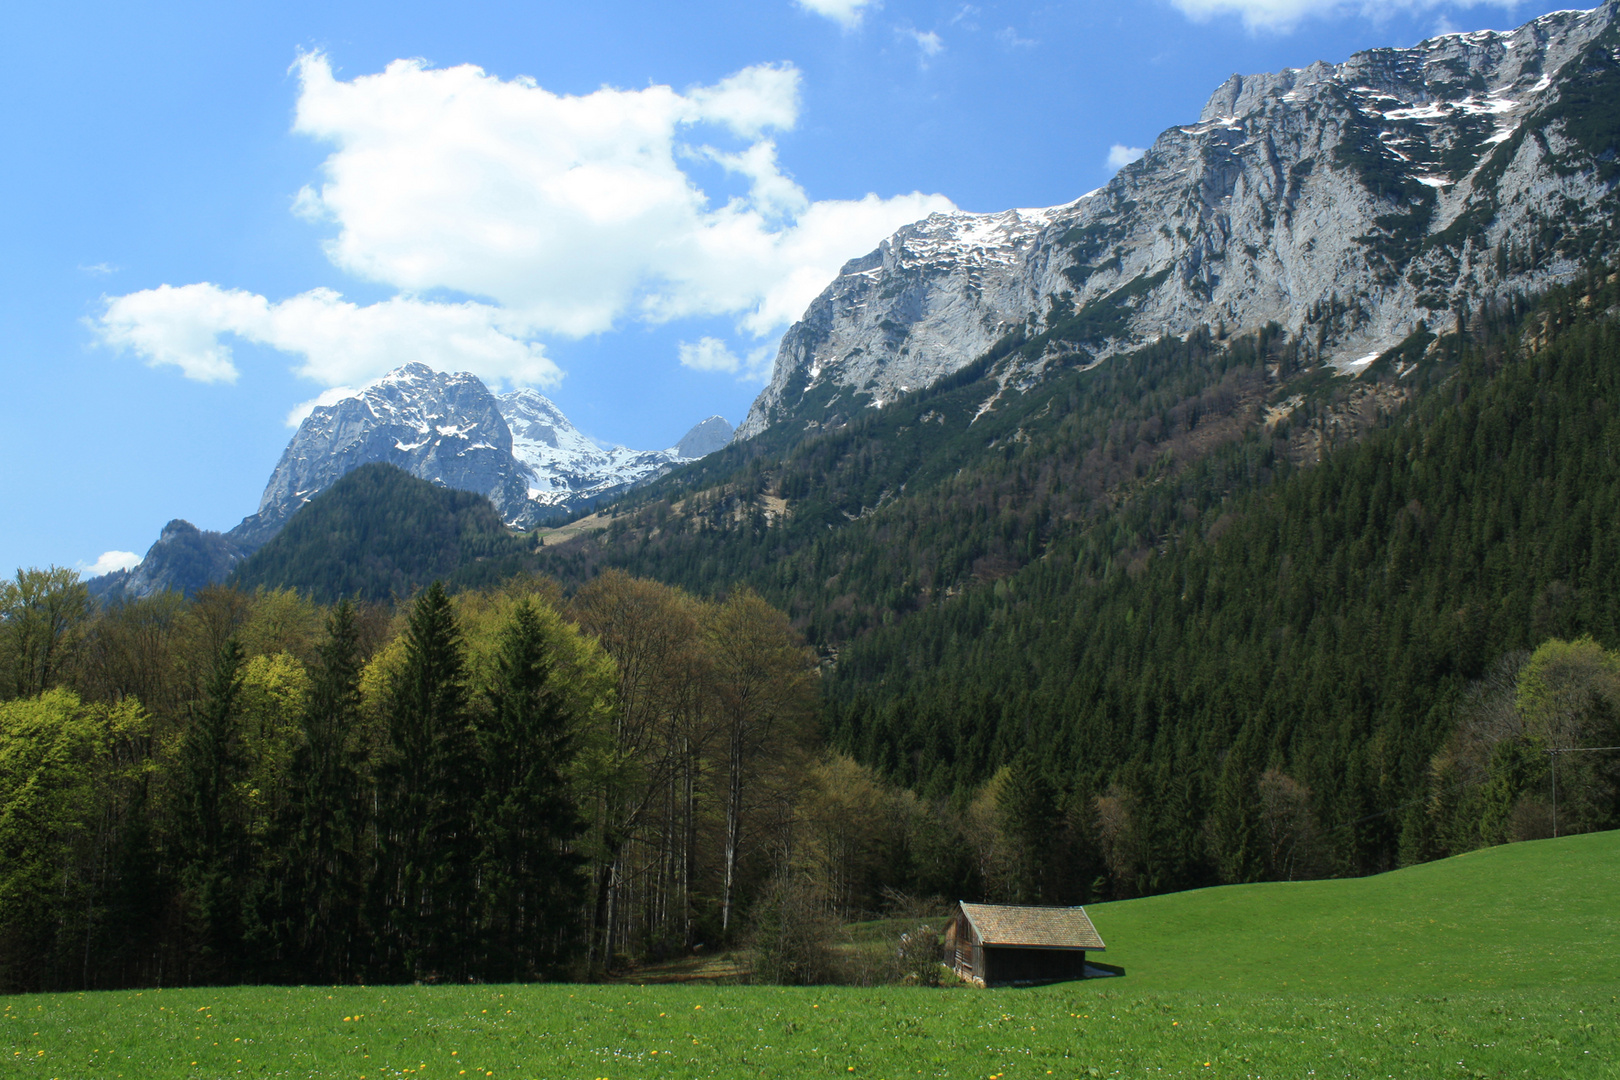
534;263;1620;893
230;462;539;602
825;269;1620;883
1089;828;1620;994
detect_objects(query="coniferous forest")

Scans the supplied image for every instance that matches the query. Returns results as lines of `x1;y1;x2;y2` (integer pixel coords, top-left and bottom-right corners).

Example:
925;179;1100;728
4;270;1620;991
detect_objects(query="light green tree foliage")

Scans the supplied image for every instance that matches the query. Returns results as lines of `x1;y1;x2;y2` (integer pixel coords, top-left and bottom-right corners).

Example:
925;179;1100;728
797;754;902;920
456;586;617;751
75;591;191;723
566;571;712;966
1509;637;1620;836
238;588;322;665
964;765;1013;899
0;689;148;987
236;653;310;840
1514;636;1620;749
1458;638;1620;845
0;567;91;700
707;588;818;935
357;630;409;768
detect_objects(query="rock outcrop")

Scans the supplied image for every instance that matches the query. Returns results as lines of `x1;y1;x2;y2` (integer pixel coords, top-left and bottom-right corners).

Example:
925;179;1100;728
90;519;249;602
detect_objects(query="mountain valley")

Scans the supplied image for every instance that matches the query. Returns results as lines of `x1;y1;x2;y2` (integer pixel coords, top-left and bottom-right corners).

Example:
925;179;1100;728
26;0;1620;952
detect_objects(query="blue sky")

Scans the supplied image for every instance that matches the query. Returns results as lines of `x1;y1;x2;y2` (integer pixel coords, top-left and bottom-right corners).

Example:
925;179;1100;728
0;0;1571;576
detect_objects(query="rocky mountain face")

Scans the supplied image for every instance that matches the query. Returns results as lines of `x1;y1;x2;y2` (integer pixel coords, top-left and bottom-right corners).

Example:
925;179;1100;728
236;364;732;543
88;520;250;604
232;364;534;546
674;416;735;459
97;366;732;600
739;2;1620;437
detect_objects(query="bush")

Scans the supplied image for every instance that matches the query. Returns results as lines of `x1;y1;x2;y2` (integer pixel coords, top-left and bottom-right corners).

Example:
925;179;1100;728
747;870;837;985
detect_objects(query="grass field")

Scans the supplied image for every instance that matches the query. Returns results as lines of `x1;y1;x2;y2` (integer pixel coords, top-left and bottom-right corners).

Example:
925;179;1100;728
4;832;1617;1080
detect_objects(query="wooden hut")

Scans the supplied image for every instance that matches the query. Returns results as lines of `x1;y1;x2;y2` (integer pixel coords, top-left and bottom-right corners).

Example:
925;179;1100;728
942;902;1105;987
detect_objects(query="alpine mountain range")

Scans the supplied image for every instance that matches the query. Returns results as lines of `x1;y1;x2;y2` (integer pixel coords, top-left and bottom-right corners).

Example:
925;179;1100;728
99;1;1620;598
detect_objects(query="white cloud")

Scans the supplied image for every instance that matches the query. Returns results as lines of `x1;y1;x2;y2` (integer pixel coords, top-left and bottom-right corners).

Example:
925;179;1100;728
1107;144;1148;171
97;283;268;383
290;53;948;337
100;53;950;392
678;337;776;381
689;64;802;137
284;384;361;428
99;283;561;393
79;262;119;276
1167;0;1519;32
909;29;946;58
81;551;140;576
795;0;878;28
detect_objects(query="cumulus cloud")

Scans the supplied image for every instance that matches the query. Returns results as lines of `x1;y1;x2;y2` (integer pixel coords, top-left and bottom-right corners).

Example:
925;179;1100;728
795;0;878;28
1167;0;1519;32
98;53;951;390
99;283;561;393
1107;144;1147;171
288;53;950;338
81;551;141;576
678;337;776;380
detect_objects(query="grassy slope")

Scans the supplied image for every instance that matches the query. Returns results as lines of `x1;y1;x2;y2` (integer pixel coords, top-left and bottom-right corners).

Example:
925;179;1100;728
5;834;1615;1079
1087;829;1620;994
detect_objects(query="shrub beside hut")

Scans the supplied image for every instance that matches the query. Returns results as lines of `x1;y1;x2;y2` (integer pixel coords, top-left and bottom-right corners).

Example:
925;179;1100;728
943;902;1106;987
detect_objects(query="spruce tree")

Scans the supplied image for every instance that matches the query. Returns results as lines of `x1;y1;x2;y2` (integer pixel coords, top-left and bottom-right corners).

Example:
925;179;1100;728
473;599;585;979
374;583;476;982
262;600;365;981
996;751;1061;902
177;638;247;982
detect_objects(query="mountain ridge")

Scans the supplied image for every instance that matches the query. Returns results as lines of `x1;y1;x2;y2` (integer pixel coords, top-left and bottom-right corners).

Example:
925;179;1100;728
739;1;1620;438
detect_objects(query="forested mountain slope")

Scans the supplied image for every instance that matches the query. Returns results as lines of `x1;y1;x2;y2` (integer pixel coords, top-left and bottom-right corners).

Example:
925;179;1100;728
231;463;541;603
829;270;1620;890
540;268;1620;898
536;293;1464;648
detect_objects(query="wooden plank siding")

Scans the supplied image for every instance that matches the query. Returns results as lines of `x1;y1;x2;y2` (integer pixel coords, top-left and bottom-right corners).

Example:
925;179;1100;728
943;902;1105;988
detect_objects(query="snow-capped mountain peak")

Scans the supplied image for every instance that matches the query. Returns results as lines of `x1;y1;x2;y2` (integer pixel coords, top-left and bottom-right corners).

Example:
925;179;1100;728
498;389;734;507
227;367;734;547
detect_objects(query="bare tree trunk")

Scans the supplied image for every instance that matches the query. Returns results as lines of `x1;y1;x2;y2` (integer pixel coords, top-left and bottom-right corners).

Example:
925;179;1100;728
602;858;620;970
682;750;696;948
721;721;746;934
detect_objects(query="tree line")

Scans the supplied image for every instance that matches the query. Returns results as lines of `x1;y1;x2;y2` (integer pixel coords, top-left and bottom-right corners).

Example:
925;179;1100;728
0;571;937;991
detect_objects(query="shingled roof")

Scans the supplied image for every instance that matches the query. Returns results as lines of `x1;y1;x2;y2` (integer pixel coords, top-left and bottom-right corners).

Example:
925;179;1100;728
957;903;1105;951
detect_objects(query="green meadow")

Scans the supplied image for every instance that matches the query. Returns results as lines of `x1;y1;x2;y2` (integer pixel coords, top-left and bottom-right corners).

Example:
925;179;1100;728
6;832;1617;1080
